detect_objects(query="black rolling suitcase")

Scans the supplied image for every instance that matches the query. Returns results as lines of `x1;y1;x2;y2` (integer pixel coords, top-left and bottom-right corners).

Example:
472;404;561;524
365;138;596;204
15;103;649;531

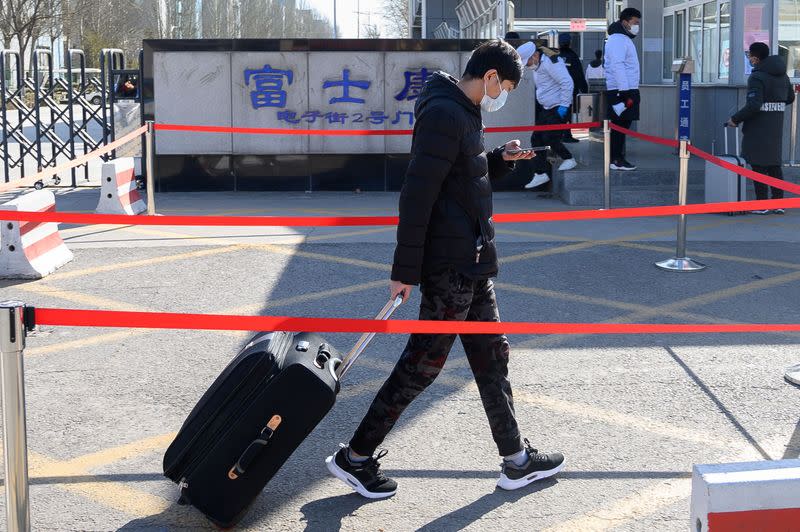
163;298;401;528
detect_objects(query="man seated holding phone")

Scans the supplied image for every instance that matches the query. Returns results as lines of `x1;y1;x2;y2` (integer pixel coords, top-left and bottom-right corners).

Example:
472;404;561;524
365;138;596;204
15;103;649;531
516;42;577;190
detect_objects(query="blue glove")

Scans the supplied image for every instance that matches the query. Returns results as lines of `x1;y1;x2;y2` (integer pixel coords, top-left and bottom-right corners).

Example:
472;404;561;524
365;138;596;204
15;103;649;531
557;106;569;119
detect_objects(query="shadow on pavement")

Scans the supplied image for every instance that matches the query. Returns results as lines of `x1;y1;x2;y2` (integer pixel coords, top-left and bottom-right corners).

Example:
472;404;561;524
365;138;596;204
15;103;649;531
415;478;557;532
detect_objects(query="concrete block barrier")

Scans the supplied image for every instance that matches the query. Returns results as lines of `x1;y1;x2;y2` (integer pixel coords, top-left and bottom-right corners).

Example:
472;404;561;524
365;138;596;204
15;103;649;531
96;157;146;215
691;459;800;531
0;190;73;279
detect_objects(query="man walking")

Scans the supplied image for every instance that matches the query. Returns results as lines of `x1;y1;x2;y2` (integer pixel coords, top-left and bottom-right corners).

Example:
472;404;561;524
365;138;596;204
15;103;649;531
728;42;795;215
558;33;588;143
518;42;577;190
325;39;565;498
604;8;642;171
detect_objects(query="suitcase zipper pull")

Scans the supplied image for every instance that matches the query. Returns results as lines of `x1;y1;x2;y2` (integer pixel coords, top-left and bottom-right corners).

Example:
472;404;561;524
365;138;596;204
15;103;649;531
177;478;189;490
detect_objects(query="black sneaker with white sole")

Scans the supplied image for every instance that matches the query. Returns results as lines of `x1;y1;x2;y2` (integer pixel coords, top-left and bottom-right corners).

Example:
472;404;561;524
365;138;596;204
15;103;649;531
497;439;565;491
325;445;397;499
610;159;637;171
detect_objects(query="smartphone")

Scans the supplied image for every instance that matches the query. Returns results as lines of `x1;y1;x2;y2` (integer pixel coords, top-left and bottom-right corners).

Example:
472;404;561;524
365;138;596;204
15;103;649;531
506;145;550;155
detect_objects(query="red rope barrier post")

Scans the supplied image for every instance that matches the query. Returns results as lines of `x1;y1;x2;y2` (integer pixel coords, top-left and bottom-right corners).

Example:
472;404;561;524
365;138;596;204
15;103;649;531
0;301;31;531
656;59;706;273
603;119;611;210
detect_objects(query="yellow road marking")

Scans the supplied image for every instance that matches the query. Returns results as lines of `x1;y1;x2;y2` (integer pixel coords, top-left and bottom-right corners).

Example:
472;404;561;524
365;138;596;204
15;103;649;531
46;244;246;281
254;243;391;272
16;284;150;311
542;479;692;532
306;226;396;242
26;330;143;357
28;451;172;518
616;241;800;270
58;433;176;471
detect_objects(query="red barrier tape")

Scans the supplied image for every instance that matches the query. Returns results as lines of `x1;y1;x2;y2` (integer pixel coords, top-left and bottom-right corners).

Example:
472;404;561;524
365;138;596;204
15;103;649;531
2;198;800;227
609;124;680;148
33;307;800;335
687;145;800;196
153;122;601;136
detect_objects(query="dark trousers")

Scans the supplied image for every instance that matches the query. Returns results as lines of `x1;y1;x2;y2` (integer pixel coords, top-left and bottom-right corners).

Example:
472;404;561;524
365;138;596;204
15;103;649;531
532;107;573;175
751;165;785;200
562;103;575;139
349;268;523;457
610;116;633;161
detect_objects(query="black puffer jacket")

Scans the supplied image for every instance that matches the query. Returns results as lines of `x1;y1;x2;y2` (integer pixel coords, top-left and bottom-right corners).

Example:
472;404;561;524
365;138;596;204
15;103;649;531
732;55;795;166
391;72;513;286
558;46;589;96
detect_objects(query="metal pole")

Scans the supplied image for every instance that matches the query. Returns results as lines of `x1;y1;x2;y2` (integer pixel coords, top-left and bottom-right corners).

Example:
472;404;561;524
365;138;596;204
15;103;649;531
789;85;799;167
655;140;706;272
145;121;156;215
0;301;31;532
603;119;611;210
333;0;337;38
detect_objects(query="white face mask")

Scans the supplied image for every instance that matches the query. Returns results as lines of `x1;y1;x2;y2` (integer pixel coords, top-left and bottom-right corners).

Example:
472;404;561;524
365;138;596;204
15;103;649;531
628;24;640;36
480;74;508;113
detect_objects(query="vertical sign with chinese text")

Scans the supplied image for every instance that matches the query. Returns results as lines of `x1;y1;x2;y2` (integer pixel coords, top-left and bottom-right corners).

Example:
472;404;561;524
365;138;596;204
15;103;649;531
678;72;691;141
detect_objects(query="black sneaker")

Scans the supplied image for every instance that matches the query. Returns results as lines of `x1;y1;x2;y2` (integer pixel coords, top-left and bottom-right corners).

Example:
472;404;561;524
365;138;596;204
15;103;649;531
610;159;637;171
497;439;565;491
325;445;397;499
772;209;785;215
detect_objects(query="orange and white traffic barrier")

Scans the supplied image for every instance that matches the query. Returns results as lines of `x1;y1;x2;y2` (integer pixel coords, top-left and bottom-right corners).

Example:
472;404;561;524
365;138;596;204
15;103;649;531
691;459;800;531
96;157;146;215
0;190;73;279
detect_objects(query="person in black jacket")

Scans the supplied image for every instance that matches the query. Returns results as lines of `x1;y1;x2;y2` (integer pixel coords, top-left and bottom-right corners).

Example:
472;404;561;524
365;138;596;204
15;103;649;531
728;42;795;214
325;39;565;499
558;33;588;143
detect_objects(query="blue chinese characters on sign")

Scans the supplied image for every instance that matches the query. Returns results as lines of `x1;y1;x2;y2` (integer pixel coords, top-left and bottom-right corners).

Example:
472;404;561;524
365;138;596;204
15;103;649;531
394;68;433;101
678;73;691;141
323;69;371;105
245;64;294;109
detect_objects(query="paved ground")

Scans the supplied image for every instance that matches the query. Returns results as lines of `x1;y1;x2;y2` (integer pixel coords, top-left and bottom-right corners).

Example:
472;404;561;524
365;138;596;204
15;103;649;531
0;188;799;531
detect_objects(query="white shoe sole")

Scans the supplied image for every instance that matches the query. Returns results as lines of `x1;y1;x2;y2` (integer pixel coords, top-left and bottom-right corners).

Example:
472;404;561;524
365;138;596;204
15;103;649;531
558;159;577;171
496;459;566;491
610;165;636;171
325;455;396;499
524;176;550;189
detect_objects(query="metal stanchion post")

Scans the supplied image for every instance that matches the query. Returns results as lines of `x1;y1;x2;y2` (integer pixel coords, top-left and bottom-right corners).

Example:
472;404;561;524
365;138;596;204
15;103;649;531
789;85;799;167
603;119;611;210
656;58;706;272
0;301;31;532
145;121;156;215
656;139;706;272
786;362;800;386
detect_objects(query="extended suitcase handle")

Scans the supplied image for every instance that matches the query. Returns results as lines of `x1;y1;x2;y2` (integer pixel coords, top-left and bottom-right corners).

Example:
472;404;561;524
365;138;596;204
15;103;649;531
228;414;282;480
335;296;403;379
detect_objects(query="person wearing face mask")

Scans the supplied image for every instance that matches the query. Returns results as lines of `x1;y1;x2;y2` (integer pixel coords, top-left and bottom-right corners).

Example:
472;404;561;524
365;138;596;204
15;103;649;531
517;42;576;190
325;39;565;500
604;7;642;171
728;42;795;215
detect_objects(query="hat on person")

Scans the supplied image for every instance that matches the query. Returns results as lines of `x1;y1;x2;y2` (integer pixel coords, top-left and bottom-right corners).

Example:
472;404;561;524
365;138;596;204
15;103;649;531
516;41;536;65
558;33;572;46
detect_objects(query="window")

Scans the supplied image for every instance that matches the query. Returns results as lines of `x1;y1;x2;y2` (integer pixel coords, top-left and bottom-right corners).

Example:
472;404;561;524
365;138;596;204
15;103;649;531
780;0;800;78
663;15;674;80
663;1;727;83
719;2;731;79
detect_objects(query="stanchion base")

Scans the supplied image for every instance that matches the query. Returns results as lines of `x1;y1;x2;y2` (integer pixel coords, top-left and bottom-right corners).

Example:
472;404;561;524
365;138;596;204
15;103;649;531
785;363;800;386
655;257;707;272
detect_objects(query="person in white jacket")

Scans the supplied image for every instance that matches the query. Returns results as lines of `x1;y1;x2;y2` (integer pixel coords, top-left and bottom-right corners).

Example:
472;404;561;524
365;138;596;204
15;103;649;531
604;7;642;171
517;42;576;190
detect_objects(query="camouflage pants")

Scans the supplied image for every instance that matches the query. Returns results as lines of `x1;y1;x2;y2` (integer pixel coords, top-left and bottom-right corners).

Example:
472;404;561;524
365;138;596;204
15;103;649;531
349;267;523;457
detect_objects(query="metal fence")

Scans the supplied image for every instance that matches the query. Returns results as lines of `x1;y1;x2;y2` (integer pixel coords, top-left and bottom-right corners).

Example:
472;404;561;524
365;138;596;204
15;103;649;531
0;47;143;188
